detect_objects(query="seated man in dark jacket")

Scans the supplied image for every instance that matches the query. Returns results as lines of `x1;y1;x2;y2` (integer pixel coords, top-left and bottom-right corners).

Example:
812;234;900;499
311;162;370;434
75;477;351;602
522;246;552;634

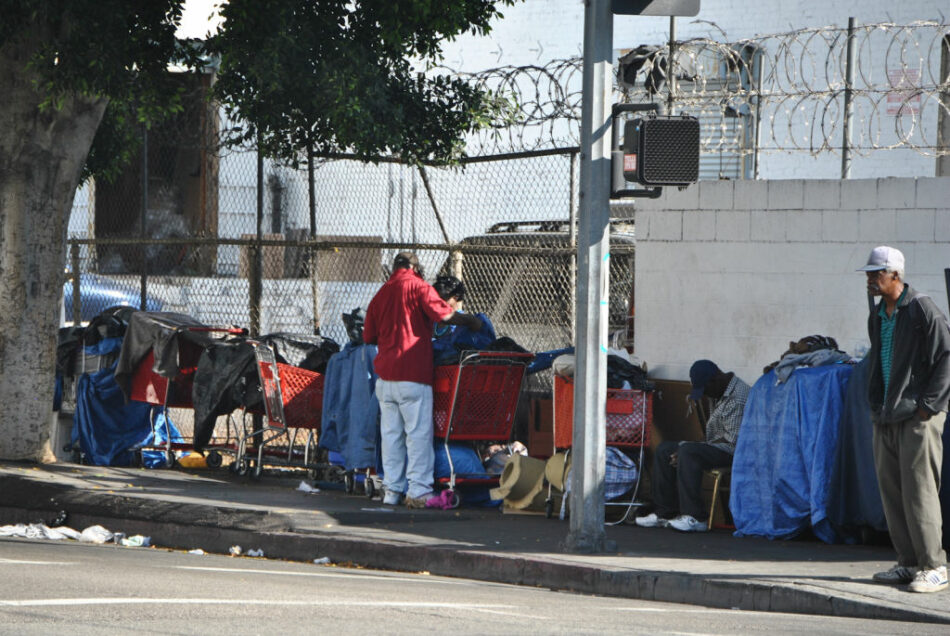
636;359;750;533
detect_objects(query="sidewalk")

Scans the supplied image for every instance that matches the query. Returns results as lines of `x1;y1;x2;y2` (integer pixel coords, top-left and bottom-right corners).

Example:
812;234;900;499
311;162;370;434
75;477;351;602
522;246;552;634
2;460;949;625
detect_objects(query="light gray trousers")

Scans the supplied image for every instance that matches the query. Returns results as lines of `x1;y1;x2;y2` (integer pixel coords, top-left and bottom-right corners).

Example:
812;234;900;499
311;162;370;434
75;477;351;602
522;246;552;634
872;411;947;570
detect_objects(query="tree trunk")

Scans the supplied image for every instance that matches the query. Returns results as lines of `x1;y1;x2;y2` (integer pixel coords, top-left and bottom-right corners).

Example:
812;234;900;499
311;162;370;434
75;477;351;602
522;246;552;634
0;36;107;460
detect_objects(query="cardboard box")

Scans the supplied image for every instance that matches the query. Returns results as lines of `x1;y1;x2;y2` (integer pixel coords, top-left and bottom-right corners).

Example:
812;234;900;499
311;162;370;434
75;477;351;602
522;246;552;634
527;396;554;458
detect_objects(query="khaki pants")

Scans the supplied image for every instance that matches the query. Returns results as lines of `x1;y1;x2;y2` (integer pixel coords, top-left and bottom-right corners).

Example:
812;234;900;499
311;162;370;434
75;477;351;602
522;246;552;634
872;412;947;569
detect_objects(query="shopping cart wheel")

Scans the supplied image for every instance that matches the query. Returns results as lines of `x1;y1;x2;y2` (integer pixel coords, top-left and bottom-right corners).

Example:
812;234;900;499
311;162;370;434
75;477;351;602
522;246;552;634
205;451;223;470
165;451;177;468
235;458;250;476
449;491;461;509
250;463;264;481
344;471;355;494
364;477;375;499
545;499;554;519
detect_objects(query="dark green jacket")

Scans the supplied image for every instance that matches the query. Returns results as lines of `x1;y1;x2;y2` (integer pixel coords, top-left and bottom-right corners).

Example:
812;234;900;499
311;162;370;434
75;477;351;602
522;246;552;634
866;284;950;424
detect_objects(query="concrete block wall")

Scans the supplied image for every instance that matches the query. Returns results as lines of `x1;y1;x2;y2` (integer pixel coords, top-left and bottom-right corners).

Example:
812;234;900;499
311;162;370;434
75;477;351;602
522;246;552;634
634;177;950;384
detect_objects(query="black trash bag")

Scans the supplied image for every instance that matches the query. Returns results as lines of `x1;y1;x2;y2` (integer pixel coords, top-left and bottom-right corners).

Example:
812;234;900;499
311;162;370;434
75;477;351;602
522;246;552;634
607;354;654;391
258;332;340;373
484;336;529;354
299;339;340;374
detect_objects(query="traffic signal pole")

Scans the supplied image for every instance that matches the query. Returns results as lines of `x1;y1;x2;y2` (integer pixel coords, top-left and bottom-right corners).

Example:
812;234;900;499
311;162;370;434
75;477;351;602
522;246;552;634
567;0;613;553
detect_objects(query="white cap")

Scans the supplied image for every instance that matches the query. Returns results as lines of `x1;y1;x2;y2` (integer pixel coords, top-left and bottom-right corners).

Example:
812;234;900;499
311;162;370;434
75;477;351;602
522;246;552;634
857;246;904;272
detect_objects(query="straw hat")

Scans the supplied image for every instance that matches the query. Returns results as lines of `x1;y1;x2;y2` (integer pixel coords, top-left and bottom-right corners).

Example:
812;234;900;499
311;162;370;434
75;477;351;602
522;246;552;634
490;454;546;509
544;452;572;492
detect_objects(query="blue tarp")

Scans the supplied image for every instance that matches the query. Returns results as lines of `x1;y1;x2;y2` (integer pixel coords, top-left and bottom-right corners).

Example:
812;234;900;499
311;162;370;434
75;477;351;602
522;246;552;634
73;363;155;466
826;356;888;540
731;364;853;543
319;343;381;471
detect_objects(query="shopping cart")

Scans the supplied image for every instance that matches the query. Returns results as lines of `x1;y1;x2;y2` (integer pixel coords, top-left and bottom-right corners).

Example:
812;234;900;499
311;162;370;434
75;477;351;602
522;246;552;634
128;325;246;467
231;340;325;480
432;350;534;505
548;375;653;523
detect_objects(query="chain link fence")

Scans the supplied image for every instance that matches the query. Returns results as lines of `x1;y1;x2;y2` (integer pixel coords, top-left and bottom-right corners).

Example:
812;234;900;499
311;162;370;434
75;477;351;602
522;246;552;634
65;19;949;363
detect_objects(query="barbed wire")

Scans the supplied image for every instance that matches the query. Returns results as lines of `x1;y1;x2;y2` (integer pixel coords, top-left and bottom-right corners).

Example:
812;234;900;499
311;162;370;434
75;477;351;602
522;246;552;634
444;20;950;158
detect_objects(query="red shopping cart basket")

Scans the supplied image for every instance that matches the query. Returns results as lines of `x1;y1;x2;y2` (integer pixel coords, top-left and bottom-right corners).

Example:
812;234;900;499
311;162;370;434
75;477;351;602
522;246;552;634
552;375;652;449
235;341;326;480
432;350;533;499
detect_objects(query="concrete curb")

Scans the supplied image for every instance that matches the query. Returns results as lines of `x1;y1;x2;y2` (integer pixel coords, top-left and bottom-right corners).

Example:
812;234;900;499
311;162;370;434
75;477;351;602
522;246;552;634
3;490;949;626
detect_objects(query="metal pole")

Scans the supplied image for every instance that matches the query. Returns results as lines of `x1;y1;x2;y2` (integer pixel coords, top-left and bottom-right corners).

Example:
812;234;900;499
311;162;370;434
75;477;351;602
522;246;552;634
250;136;264;337
140;125;148;310
70;243;81;325
667;16;676;115
308;142;321;334
569;150;578;344
841;17;856;179
566;0;611;554
752;50;764;180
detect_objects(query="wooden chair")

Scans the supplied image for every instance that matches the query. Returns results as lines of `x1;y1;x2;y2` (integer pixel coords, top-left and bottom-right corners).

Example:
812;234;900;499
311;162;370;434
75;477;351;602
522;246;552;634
691;397;734;530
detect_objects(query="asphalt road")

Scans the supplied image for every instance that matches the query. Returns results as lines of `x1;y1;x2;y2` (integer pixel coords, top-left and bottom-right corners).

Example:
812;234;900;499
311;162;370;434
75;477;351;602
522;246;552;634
0;537;945;635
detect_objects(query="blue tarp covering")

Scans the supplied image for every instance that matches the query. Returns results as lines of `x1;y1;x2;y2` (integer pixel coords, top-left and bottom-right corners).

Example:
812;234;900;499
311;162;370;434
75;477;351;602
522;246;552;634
731;364;853;543
826;356;888;539
73;363;155;466
319;343;381;471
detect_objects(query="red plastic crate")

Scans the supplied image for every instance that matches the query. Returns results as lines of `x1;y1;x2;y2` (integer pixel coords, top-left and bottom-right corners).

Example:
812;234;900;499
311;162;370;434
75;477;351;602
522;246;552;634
432;361;526;440
553;375;652;448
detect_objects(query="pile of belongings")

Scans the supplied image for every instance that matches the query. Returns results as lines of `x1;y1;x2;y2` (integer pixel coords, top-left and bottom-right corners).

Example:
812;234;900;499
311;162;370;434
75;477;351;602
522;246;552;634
762;334;853;384
552;349;654;391
489;448;639;517
432;314;531;365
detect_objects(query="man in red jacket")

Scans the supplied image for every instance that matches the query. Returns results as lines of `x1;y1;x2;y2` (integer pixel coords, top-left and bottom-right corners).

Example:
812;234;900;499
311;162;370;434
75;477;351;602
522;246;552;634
363;253;482;508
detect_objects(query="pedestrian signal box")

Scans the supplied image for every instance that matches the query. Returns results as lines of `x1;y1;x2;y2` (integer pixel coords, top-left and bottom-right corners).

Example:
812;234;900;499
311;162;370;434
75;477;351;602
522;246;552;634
623;115;700;187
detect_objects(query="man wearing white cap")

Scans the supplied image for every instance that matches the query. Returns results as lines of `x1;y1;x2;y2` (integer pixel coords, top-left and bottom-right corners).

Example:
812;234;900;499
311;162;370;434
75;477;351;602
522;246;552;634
859;245;950;593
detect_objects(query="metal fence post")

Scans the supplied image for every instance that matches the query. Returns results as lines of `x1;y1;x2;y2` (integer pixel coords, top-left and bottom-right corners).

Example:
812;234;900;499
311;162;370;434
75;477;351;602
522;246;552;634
70;242;81;325
140;124;149;310
569;150;578;343
251;137;264;337
752;50;764;180
667;16;677;115
308;142;321;334
841;17;856;179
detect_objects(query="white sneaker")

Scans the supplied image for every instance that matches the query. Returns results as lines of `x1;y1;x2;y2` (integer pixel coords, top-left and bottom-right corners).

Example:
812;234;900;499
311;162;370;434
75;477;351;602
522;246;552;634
382;490;404;506
908;566;948;593
635;513;670;528
872;564;917;584
669;514;709;532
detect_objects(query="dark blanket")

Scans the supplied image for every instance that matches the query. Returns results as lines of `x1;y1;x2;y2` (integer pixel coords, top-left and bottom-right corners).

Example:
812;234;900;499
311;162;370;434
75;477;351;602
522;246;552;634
114;312;223;401
190;333;340;451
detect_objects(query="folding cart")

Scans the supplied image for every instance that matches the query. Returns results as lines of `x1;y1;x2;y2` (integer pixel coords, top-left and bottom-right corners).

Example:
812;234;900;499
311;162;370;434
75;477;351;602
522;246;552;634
432;350;534;506
231;340;326;480
548;375;653;523
127;325;246;467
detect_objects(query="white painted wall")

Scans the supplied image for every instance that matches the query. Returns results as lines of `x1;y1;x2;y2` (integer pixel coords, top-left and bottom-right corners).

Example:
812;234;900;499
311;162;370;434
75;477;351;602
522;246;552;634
634;176;950;384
